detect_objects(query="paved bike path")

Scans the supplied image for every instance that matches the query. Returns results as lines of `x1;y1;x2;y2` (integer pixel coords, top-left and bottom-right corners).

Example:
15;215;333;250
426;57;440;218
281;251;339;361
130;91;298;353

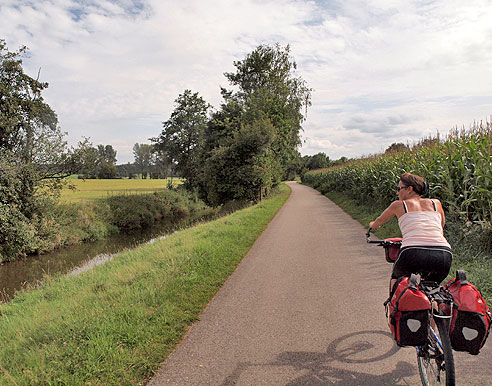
148;182;492;385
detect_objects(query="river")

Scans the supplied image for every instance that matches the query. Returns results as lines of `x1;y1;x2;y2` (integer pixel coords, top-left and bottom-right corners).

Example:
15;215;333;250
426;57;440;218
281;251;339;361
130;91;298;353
0;220;181;302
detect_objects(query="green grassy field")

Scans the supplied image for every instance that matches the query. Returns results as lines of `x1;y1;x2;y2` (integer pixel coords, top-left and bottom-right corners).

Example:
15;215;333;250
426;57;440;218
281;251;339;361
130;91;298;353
0;184;291;385
60;178;182;202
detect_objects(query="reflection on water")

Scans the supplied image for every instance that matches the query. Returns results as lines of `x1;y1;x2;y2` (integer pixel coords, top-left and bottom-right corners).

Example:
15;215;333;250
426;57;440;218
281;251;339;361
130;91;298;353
0;221;178;302
69;233;174;276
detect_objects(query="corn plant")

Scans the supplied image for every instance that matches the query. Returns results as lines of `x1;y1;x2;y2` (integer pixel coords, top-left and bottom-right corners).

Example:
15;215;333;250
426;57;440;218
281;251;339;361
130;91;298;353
303;120;492;230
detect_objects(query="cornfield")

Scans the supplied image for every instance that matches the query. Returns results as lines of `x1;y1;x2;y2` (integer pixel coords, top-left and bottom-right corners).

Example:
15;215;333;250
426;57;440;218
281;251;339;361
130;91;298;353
303;119;492;229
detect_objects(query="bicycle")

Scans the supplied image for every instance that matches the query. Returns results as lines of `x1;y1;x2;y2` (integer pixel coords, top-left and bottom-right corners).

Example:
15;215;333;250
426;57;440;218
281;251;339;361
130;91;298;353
366;228;456;386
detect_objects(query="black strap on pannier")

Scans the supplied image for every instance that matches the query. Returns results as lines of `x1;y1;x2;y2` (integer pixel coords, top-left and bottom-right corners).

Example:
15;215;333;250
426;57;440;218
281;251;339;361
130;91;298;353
385;274;421;325
446;270;469;289
456;270;468;285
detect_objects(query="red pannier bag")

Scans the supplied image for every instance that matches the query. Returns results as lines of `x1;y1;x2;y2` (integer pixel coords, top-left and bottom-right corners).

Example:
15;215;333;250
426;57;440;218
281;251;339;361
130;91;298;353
384;238;403;263
444;270;492;355
385;274;431;346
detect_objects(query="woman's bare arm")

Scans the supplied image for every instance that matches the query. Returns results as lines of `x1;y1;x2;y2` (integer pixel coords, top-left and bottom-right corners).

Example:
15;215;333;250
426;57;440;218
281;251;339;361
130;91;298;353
369;201;400;230
435;199;446;229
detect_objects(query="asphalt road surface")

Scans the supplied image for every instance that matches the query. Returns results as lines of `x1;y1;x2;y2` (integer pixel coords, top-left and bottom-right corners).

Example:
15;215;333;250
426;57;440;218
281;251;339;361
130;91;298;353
148;182;492;386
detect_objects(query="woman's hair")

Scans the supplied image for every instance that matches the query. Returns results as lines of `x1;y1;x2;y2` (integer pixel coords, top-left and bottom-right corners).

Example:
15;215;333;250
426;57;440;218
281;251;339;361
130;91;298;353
400;172;429;195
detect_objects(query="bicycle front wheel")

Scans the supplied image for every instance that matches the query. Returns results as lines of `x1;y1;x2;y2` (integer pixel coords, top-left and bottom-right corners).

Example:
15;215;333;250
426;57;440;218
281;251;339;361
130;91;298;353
417;318;455;386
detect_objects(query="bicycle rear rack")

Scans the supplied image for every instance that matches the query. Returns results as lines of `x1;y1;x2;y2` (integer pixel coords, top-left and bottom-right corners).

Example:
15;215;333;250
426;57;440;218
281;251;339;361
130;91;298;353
420;281;454;320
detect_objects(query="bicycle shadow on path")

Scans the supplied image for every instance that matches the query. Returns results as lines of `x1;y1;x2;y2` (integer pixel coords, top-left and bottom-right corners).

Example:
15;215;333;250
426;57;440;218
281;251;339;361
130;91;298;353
221;330;416;385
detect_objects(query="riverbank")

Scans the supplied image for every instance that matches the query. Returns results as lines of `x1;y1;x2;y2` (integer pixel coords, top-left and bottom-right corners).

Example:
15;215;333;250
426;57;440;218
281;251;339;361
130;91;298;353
0;183;291;385
1;187;216;263
0;218;181;301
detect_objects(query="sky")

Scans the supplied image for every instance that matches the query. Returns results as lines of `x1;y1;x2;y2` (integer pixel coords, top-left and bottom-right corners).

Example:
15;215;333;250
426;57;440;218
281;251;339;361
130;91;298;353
1;0;491;164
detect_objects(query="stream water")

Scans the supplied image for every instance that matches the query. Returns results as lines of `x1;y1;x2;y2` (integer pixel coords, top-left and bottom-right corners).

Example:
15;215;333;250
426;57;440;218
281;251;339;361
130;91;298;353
0;221;179;302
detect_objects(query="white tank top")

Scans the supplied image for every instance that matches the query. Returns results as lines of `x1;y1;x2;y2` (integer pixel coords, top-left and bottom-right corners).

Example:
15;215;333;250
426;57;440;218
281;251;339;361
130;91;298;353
398;200;451;249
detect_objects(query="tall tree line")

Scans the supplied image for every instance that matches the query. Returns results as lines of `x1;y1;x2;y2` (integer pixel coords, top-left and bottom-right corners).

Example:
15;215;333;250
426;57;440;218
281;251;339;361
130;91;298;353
153;44;312;205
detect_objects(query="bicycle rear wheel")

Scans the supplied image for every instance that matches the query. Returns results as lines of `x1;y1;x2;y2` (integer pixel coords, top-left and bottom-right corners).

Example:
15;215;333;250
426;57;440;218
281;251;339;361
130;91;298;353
417;318;455;386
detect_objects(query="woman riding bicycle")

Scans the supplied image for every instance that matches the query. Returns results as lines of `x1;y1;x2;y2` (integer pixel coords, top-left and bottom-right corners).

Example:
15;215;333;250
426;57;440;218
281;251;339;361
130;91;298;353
369;172;452;291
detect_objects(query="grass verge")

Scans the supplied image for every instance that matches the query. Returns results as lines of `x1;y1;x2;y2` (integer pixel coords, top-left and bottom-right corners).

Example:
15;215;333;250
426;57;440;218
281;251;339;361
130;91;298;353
0;184;291;385
324;190;492;302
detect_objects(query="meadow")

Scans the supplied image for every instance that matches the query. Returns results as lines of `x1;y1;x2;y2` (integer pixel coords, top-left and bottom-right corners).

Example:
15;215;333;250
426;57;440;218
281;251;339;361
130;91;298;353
60;178;182;202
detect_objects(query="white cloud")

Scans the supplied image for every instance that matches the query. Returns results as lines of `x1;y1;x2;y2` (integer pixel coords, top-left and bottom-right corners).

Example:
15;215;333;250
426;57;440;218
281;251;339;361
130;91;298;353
1;0;491;163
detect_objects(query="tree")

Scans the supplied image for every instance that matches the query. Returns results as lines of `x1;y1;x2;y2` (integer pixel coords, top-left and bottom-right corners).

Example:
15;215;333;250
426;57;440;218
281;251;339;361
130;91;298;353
304;152;331;170
1;40;88;192
203;88;244;153
77;144;117;179
201;118;279;205
152;44;311;205
332;156;348;166
116;162;137;178
78;144;99;178
198;44;311;204
0;40;58;161
149;149;170;179
0;40;89;259
385;142;408;153
224;43;312;177
152;90;210;188
133;143;153;178
95;144;117;178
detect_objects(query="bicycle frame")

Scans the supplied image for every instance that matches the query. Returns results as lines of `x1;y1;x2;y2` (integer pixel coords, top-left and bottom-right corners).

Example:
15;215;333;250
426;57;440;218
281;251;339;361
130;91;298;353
430;327;442;349
416;326;442;356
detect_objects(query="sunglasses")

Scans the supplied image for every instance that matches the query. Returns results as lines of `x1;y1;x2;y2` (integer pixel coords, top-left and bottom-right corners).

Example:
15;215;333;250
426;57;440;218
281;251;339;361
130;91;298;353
396;185;409;192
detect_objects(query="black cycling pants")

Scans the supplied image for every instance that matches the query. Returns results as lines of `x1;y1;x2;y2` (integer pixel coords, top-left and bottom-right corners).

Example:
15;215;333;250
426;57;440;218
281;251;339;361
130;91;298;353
391;246;452;283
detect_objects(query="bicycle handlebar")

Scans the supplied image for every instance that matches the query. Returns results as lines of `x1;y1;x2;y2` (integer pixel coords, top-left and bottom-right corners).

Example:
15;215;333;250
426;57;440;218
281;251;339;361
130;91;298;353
366;227;381;243
365;227;402;247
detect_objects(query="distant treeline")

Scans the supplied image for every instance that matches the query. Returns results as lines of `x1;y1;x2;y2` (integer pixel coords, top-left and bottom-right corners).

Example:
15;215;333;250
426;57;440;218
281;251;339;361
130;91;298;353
82;151;347;180
74;143;172;179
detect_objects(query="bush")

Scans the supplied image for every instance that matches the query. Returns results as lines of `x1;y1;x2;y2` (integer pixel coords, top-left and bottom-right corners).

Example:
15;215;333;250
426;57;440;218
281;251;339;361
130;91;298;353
0;153;47;260
0;204;37;261
105;189;216;231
